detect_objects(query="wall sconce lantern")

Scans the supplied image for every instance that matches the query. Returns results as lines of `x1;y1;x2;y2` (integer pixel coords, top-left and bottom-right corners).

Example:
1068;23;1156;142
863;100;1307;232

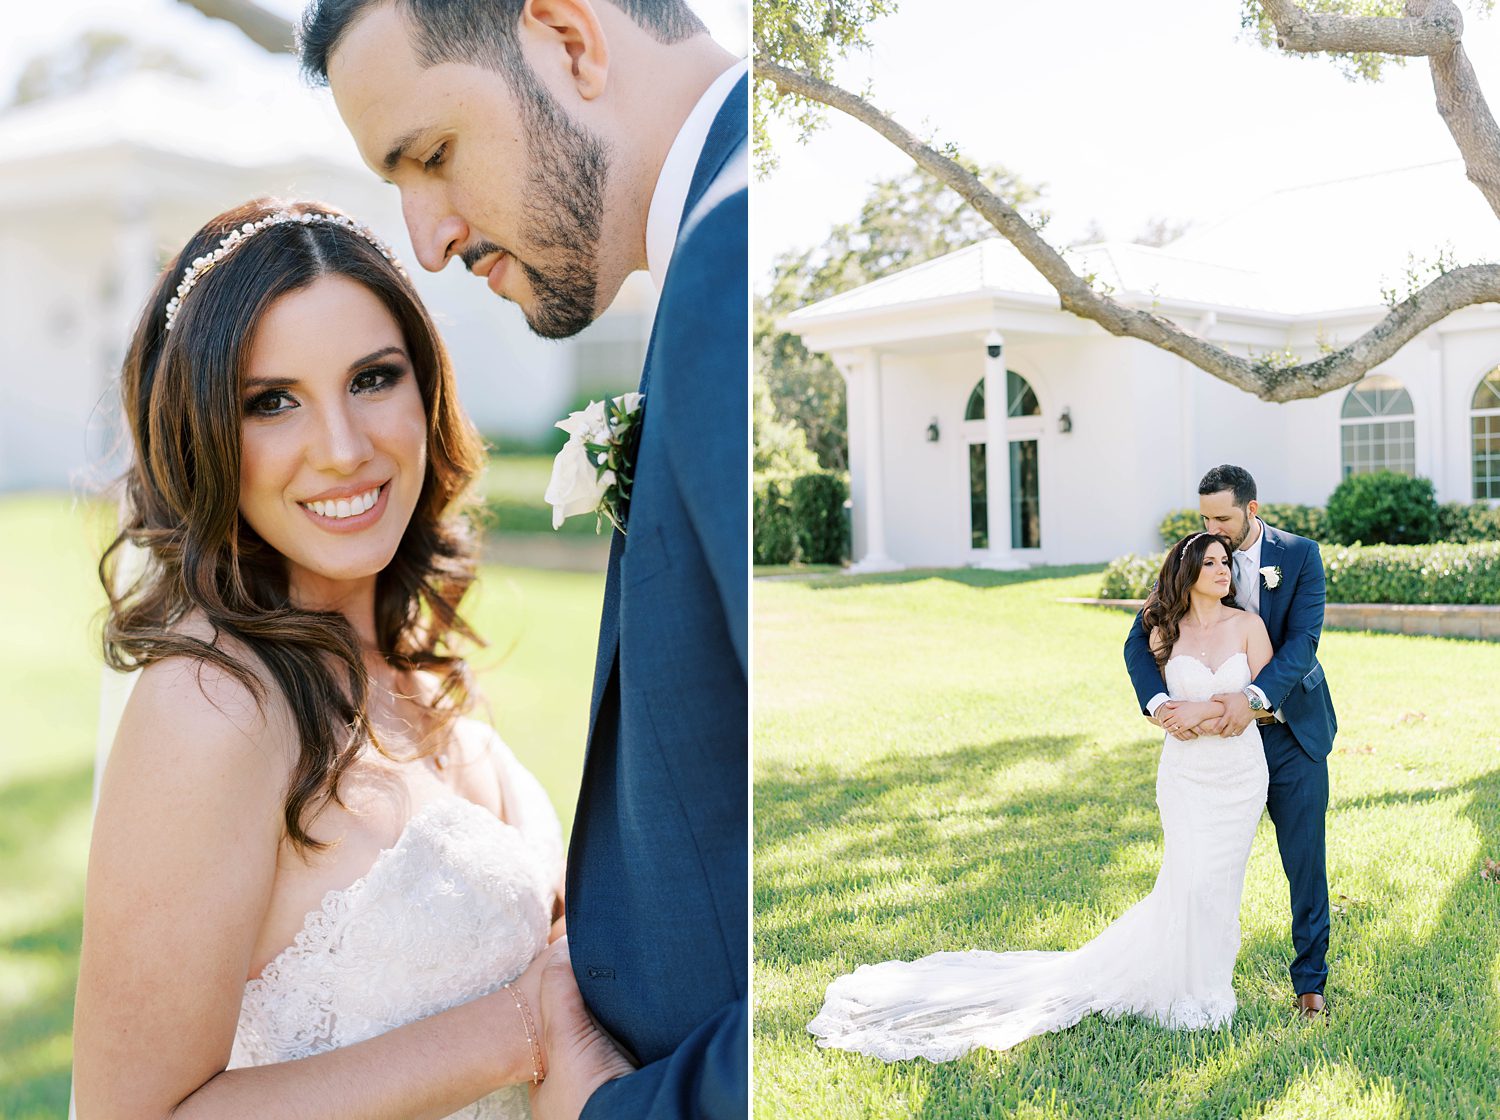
926;418;941;443
985;343;1001;359
985;329;1003;360
1058;407;1073;434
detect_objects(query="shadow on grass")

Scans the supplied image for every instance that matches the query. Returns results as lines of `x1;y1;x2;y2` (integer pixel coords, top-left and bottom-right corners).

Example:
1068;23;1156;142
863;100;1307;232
0;761;92;1114
0;906;82;1114
758;734;1500;1118
797;564;1105;592
755;733;1162;993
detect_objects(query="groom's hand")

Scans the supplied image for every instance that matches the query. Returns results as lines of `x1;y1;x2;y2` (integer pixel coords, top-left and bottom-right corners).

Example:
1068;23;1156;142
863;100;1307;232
529;938;635;1120
1207;691;1253;737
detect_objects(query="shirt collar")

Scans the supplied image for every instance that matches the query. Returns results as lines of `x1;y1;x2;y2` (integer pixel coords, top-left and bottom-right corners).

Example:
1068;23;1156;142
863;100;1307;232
644;58;748;290
1237;518;1266;567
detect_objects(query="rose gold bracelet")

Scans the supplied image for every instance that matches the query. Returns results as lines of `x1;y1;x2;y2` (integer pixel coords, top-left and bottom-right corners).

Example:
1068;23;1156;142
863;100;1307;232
504;983;545;1086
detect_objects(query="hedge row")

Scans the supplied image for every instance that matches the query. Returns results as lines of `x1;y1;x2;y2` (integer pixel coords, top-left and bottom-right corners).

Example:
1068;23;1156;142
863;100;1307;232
754;470;849;565
1158;499;1499;549
1158;502;1329;546
1102;541;1500;605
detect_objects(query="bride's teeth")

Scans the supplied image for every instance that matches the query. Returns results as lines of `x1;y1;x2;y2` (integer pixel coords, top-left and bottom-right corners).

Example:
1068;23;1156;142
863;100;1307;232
305;485;380;519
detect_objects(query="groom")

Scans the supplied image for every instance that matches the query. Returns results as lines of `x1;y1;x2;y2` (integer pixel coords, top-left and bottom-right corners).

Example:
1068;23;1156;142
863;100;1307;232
1124;464;1337;1019
305;1;747;1115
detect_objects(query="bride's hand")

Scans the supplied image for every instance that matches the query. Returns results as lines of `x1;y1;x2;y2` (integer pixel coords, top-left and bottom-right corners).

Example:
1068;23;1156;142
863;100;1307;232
1156;701;1199;740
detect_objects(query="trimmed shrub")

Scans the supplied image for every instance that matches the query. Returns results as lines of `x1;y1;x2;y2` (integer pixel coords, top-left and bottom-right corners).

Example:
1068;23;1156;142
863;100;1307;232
1437;501;1500;544
754;474;798;565
789;470;849;564
1157;510;1201;547
1102;541;1500;605
1326;471;1439;545
1324;541;1500;604
1259;502;1327;542
1101;552;1163;600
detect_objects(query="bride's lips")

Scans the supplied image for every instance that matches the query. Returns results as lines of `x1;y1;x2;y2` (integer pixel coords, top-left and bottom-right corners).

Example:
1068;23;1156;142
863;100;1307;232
297;481;390;534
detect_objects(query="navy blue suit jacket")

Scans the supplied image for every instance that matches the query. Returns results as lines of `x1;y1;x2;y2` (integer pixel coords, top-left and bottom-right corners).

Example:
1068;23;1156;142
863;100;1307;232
1124;523;1338;761
567;76;748;1120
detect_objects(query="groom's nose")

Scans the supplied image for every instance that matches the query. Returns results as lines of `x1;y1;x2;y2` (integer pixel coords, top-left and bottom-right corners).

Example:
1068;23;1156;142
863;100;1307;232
402;193;466;273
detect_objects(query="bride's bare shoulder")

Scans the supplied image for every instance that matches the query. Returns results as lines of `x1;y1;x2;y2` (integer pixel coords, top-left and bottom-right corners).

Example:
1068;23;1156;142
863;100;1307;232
116;613;298;781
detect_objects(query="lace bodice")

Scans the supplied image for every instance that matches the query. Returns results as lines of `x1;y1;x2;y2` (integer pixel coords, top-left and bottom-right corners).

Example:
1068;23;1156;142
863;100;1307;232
229;735;563;1120
1164;651;1252;703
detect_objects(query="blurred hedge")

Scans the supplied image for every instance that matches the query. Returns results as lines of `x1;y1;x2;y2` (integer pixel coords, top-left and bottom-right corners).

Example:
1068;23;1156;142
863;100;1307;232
1101;541;1500;605
754;469;848;566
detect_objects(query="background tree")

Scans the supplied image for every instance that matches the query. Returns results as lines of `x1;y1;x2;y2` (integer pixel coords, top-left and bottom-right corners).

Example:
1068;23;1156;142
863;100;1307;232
7;30;203;108
757;161;1044;470
755;0;1500;402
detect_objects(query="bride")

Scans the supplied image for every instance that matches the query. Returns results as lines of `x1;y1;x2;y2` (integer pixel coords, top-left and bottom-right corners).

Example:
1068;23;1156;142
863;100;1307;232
808;531;1272;1061
73;199;564;1117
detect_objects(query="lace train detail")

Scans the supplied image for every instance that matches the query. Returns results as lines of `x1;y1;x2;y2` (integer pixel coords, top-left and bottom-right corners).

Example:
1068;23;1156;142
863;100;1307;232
809;654;1267;1061
230;734;562;1119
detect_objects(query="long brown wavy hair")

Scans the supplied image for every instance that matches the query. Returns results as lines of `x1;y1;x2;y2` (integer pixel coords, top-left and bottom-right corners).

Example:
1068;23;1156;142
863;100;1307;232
1140;531;1241;670
100;198;488;853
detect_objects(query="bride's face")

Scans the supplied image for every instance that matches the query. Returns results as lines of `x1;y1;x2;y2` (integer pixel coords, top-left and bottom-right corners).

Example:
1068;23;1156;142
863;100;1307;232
1194;541;1234;600
237;274;428;600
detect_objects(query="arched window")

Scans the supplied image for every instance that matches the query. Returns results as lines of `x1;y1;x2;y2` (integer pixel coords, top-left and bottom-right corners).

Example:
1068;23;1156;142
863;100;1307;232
1473;368;1500;500
964;370;1041;421
1339;375;1415;478
965;370;1042;550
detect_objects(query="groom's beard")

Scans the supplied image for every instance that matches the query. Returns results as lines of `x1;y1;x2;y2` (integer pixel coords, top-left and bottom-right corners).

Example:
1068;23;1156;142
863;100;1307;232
511;74;611;340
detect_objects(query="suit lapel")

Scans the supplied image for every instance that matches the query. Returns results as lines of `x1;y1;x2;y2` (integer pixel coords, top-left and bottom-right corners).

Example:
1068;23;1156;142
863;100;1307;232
582;72;748;749
1257;524;1288;635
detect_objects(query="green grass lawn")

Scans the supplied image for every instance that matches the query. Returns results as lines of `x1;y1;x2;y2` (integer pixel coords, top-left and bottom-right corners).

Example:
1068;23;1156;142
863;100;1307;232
755;567;1500;1120
0;494;603;1118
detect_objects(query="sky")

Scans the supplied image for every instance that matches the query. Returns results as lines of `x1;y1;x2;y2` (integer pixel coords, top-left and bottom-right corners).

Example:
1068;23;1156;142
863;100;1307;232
0;0;748;102
755;0;1500;284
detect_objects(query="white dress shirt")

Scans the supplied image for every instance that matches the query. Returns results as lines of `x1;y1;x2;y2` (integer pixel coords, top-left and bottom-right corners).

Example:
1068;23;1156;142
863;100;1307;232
643;58;748;291
1147;518;1278;720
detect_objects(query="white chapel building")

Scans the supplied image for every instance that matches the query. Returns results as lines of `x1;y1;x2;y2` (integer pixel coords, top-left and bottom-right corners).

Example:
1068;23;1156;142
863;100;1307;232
783;161;1500;570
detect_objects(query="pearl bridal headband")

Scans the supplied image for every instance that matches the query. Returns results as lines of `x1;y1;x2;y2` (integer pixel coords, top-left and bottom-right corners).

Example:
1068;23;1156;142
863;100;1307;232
163;209;407;332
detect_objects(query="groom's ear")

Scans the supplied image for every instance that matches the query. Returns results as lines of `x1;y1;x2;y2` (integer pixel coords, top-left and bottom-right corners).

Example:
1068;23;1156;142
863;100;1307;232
521;0;610;101
1246;498;1259;522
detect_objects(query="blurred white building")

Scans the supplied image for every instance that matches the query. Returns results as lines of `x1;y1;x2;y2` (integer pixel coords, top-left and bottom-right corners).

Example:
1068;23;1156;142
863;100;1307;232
0;64;657;492
784;161;1500;569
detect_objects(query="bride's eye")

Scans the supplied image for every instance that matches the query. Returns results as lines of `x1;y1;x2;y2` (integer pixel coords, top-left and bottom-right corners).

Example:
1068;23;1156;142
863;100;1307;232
423;142;448;171
245;389;296;416
352;364;404;394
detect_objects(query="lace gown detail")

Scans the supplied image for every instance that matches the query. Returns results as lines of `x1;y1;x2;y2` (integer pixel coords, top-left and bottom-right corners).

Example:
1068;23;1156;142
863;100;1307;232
808;653;1269;1062
229;736;563;1119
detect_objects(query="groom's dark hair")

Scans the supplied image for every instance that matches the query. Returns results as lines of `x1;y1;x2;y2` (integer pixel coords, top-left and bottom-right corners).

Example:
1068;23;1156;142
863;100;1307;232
1198;464;1257;508
299;0;708;86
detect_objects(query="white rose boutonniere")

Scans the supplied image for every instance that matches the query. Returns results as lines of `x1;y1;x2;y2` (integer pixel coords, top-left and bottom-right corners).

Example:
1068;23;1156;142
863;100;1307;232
1260;565;1282;590
545;392;645;534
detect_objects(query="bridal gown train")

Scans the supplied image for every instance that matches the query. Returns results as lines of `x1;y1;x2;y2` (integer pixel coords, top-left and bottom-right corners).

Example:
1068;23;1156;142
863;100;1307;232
808;653;1270;1062
228;730;564;1119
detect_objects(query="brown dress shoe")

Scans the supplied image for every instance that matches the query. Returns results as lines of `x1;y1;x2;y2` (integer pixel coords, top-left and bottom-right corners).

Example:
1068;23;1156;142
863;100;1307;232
1296;992;1326;1020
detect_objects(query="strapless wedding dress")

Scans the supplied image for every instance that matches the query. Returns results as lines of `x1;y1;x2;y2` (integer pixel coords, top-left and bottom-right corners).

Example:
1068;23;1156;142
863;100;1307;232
228;734;563;1118
808;653;1269;1061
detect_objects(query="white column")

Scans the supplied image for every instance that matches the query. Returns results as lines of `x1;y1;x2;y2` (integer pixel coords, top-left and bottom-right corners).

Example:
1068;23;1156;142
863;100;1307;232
977;330;1024;570
848;349;900;573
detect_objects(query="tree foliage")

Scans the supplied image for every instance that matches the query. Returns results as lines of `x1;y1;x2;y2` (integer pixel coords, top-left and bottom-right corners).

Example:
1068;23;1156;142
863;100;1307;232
756;162;1045;469
8;30;202;108
752;0;900;174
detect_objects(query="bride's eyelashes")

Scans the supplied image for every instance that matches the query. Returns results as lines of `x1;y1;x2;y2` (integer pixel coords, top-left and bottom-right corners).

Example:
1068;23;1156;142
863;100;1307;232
241;365;407;418
422;142;448;172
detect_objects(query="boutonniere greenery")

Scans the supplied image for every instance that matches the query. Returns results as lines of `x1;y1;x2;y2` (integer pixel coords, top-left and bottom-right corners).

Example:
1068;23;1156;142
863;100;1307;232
544;392;645;535
1260;565;1283;590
